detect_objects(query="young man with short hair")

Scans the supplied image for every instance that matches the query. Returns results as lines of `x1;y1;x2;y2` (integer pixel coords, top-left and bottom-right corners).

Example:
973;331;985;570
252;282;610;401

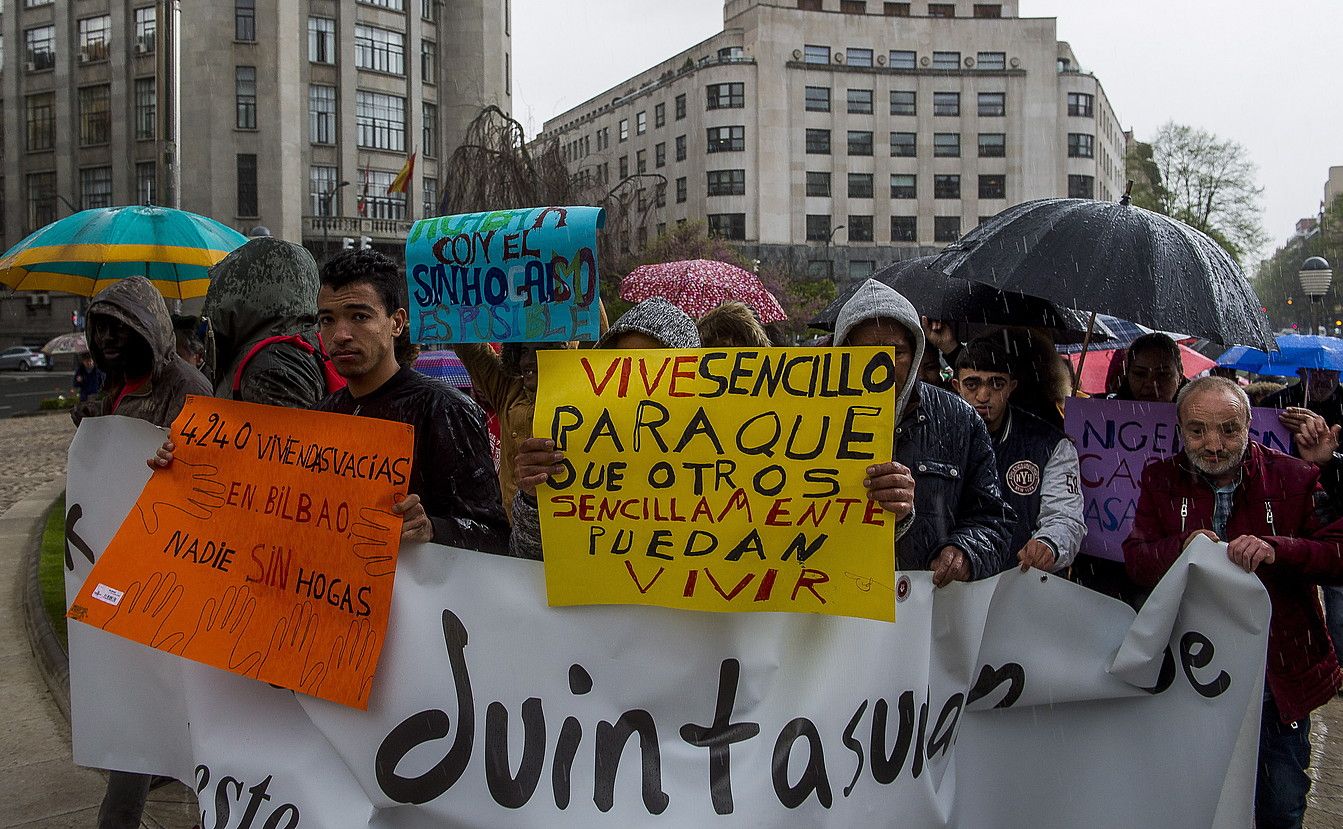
952;338;1085;572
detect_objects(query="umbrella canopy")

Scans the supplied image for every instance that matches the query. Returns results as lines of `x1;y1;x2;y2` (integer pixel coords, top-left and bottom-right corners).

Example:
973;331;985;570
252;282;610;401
0;205;248;300
930;198;1275;350
413;349;473;389
620;259;787;323
41;332;87;355
810;256;1110;344
1067;344;1217;396
1216;334;1343;375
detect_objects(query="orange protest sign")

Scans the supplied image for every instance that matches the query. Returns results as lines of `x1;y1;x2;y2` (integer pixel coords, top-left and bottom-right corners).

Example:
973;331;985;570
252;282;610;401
67;396;414;709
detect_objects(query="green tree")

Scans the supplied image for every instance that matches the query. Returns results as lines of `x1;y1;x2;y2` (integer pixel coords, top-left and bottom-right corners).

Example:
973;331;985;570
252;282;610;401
1254;194;1343;331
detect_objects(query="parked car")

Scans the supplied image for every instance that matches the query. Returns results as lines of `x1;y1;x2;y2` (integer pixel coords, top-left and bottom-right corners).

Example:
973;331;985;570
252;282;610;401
0;346;49;372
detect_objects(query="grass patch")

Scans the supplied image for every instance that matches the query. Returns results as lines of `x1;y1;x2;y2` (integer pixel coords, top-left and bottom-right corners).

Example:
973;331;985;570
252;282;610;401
36;493;68;652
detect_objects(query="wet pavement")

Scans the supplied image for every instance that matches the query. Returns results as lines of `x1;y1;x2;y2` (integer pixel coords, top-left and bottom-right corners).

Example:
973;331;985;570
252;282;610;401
1308;698;1343;828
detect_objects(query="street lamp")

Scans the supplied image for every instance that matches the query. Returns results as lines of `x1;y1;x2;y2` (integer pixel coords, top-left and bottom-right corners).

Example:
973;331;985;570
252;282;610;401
1299;256;1333;336
321;180;351;262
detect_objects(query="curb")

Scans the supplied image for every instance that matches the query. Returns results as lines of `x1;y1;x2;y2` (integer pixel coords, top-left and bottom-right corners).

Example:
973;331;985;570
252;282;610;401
17;481;72;721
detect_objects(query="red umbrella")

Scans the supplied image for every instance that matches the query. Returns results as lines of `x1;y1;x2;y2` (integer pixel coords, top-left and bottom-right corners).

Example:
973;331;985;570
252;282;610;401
1066;344;1216;395
620;259;787;323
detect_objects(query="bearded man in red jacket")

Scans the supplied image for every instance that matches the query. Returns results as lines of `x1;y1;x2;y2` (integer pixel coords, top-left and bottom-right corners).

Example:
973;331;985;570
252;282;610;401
1123;376;1343;829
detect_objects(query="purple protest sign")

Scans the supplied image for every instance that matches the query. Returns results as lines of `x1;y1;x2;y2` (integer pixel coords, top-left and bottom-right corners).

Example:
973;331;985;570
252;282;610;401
1064;398;1295;562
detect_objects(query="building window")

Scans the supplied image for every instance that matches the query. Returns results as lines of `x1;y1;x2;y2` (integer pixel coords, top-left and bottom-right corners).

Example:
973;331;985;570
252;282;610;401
79;85;112;145
932;51;961;70
977;92;1006;116
890;90;916;115
235;67;257;129
803;44;830;64
934;174;960;199
80;166;113;210
1068;133;1094;158
619;119;628;141
675;135;687;161
235;0;256;42
891;215;916;241
847;89;873;114
423;177;438;217
979;174;1006;199
805;172;831;197
976;51;1006;71
888;49;916;69
928;3;955;17
361;170;407;219
422;0;439;21
840;0;866;13
885;2;911;16
846;48;874;67
933;132;960;157
805;128;831;155
706;83;745;110
933;92;960;116
707;125;745;153
619;156;629;179
24;26;55;72
708;213;746;240
934;216;961;242
805;86;831;112
636;149;646;173
134;78;156;140
979;132;1006;157
655;142;666;168
847;130;873;156
308;17;336;64
675;94;686;120
236;154;258;216
637;111;647;134
890;173;916;198
356;90;406;150
78;16;111;63
1068;92;1094;117
309;85;336;144
654;102;666;128
421;40;436;81
136;162;156;206
707;169;746;196
890;131;916;157
355;25;405;76
849;215;873;242
422;102;438;155
135;7;156;52
26;172;56;232
676;177;687;203
310;165;338;215
1068;174;1095;199
25;93;55;151
847;173;873;199
805;214;831;242
974;4;1003;17
359;0;405;10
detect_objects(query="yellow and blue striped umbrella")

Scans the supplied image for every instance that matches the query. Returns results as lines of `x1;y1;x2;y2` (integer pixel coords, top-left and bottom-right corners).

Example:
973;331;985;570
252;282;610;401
0;205;249;299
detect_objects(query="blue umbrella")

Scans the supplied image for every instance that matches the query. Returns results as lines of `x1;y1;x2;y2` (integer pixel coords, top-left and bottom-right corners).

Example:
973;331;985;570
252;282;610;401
1216;335;1343;374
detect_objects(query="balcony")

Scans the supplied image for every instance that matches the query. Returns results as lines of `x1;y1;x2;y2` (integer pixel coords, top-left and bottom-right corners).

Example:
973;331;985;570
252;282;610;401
302;215;414;241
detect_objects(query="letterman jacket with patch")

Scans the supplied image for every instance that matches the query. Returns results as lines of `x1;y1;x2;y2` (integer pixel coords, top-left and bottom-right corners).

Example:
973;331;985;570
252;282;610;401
992;406;1086;571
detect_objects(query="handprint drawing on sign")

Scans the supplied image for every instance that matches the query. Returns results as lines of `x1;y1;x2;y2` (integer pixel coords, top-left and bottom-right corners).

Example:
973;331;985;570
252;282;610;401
348;506;400;577
100;571;188;652
319;617;379;704
261;601;326;695
136;459;227;534
185;584;263;676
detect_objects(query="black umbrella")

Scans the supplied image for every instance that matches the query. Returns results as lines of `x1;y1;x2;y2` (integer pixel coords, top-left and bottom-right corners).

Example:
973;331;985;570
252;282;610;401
810;256;1111;344
928;197;1275;350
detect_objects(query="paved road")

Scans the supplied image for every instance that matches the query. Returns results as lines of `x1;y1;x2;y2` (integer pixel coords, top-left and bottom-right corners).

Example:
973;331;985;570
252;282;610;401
0;371;73;418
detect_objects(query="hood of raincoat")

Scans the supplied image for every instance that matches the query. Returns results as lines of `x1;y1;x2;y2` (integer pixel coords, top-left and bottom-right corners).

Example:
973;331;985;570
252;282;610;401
833;278;926;416
86;275;176;379
202;237;320;386
597;297;701;349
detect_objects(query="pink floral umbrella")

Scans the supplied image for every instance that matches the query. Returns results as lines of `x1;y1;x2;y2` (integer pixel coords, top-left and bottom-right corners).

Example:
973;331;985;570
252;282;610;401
619;259;787;323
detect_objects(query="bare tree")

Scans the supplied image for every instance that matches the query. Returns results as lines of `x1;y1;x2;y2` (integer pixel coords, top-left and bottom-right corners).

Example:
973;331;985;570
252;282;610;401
1149;122;1266;262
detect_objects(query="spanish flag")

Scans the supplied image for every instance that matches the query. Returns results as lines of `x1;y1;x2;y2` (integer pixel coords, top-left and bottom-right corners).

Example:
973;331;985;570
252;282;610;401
387;151;416;195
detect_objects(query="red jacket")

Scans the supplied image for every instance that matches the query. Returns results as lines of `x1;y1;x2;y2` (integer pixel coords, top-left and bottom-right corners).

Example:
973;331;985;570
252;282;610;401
1123;441;1343;724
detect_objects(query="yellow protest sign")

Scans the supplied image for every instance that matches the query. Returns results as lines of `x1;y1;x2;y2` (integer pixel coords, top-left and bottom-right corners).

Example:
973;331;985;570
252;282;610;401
535;347;898;621
67;396;414;710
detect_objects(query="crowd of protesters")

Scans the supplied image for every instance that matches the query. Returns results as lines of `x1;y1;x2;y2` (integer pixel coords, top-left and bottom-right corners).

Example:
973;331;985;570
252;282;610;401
71;242;1343;829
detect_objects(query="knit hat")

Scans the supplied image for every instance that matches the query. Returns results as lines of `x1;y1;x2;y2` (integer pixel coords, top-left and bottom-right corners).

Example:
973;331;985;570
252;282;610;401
598;297;702;349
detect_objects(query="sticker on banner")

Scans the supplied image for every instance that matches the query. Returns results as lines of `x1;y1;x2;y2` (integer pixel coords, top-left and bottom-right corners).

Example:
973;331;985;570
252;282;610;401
896;574;911;602
91;584;124;606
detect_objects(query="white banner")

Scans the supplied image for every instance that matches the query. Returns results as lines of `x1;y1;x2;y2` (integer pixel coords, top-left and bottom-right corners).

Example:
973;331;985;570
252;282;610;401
65;417;1269;828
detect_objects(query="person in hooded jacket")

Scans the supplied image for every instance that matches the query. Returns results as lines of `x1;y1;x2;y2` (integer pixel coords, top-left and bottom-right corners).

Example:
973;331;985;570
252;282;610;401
833;279;1014;585
201;237;330;408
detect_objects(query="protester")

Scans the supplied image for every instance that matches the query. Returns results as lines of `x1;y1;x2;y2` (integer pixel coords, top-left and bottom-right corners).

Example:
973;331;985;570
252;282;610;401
1124;376;1343;829
998;327;1072;429
834;279;1012;585
1109;333;1184;402
919;316;958;389
509;297;702;559
171;315;205;369
1247;380;1286;407
953;338;1084;572
696;300;771;348
202;238;335;408
71;351;104;402
1262;367;1343;426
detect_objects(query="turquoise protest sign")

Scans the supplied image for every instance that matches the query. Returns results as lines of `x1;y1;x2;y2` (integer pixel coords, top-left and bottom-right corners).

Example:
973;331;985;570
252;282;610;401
405;206;605;343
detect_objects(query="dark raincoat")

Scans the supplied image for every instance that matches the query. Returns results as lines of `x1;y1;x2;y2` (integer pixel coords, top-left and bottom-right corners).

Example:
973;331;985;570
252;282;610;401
202;238;327;409
74;276;211;427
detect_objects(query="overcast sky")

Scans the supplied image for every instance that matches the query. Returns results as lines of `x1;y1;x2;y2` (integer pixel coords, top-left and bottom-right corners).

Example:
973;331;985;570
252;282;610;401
511;0;1343;263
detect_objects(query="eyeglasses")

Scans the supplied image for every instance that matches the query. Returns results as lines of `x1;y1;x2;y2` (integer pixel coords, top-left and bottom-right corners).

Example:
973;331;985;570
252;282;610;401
958;376;1010;392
